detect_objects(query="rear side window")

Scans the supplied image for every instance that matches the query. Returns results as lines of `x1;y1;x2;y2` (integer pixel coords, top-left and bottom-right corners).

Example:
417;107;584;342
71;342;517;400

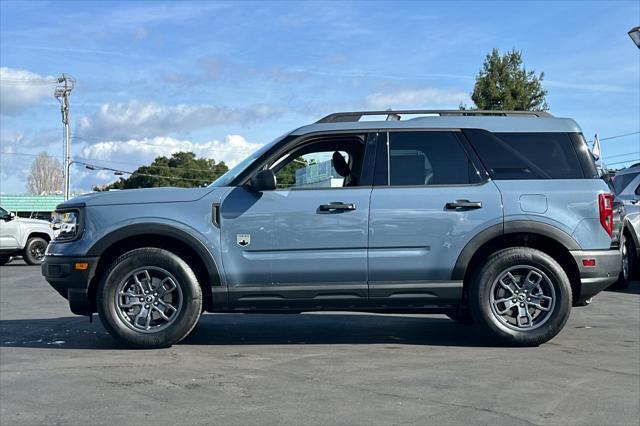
464;130;586;179
385;131;481;186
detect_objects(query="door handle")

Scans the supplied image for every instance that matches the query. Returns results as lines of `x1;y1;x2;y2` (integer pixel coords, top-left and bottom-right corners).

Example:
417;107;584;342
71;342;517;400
445;200;482;210
319;202;356;212
212;203;221;228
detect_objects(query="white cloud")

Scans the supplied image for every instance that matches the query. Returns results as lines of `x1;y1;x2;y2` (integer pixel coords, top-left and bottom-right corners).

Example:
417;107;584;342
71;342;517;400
77;100;284;140
365;88;471;109
0;67;56;116
74;135;261;190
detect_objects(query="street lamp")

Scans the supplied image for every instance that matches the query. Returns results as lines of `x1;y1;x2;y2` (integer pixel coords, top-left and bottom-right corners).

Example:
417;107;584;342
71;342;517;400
629;26;640;49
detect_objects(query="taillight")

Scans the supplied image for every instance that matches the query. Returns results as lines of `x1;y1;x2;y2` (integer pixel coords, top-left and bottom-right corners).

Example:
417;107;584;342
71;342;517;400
598;193;613;237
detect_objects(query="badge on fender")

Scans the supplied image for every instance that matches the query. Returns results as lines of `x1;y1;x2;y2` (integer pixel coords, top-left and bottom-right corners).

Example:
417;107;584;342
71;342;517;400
237;234;250;247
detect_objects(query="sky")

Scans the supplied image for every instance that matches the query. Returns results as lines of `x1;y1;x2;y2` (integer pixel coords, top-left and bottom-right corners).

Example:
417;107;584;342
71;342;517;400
1;0;639;194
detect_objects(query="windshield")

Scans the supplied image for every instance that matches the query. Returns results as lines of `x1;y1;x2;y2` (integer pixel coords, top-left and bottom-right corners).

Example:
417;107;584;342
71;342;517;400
209;134;288;187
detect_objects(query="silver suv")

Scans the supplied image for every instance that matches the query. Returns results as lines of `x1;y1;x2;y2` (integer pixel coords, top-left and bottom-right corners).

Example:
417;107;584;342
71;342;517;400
612;165;640;284
42;110;621;348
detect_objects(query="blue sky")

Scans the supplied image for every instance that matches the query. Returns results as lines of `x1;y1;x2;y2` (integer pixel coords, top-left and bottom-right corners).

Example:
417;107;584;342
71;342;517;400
1;0;639;193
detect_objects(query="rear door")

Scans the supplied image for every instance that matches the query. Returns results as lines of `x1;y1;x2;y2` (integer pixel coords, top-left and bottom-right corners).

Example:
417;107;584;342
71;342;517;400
367;130;503;304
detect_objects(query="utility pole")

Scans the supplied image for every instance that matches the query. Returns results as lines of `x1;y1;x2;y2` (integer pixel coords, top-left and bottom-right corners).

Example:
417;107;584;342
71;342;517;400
54;74;75;200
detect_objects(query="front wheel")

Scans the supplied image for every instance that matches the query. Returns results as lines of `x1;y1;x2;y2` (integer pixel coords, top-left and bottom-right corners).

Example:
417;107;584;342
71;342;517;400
469;247;572;346
0;255;11;266
23;237;48;265
97;248;202;348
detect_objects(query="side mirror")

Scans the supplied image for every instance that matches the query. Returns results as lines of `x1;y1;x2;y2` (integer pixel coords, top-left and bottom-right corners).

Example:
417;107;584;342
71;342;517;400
5;212;15;221
248;169;277;192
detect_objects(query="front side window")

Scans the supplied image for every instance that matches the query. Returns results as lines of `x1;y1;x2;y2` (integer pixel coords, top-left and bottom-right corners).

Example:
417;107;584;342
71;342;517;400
384;131;481;186
270;135;367;190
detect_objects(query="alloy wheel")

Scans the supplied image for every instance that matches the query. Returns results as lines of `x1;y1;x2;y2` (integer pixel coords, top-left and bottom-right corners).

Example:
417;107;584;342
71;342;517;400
114;266;183;333
489;265;556;331
30;241;47;262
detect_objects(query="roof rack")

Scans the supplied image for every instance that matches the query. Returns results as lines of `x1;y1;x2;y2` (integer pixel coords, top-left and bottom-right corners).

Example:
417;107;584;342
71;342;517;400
316;110;553;123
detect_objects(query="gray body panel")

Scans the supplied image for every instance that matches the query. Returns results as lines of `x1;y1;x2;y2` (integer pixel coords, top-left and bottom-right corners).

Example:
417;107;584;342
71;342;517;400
368;181;503;302
220;186;371;307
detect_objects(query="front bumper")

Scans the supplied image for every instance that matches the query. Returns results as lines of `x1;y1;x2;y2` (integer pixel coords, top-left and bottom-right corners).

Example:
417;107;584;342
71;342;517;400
570;249;621;304
42;255;99;315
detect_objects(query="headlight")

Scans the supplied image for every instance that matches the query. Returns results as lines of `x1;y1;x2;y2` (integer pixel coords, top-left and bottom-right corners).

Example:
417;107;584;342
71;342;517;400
53;209;81;242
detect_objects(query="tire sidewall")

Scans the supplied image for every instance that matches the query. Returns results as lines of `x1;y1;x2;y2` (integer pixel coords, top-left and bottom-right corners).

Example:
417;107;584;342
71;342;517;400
470;248;572;346
624;233;637;280
97;248;202;348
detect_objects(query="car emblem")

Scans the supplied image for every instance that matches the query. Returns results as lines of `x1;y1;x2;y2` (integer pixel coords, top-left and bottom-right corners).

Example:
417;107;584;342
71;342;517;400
236;234;250;247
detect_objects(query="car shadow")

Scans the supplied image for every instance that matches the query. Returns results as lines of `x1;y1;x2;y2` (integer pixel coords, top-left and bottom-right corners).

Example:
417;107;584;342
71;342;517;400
0;313;497;350
605;282;640;295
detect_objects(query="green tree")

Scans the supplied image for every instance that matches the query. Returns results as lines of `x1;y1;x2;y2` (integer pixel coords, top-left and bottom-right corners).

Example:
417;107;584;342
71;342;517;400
275;157;307;188
471;48;548;111
97;151;228;190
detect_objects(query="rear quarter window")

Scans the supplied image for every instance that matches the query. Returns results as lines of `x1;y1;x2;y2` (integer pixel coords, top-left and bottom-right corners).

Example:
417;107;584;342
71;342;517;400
464;130;588;180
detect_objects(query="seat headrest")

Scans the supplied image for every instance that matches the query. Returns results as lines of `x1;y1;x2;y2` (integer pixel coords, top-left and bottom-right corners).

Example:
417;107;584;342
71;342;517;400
332;151;351;177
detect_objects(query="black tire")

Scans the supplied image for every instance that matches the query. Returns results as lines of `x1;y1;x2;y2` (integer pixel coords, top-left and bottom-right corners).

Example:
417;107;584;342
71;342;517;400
97;248;202;349
611;233;637;290
446;308;475;324
23;237;48;265
469;247;572;347
0;255;11;266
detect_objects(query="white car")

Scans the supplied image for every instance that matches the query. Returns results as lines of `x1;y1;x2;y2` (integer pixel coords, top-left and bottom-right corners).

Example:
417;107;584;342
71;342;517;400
0;206;55;265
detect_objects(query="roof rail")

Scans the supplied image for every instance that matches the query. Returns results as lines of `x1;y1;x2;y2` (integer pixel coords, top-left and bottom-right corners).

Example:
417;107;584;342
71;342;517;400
316;110;553;123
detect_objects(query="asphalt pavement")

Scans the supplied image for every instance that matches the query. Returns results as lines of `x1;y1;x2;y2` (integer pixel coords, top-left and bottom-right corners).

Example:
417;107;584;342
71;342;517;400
1;260;638;425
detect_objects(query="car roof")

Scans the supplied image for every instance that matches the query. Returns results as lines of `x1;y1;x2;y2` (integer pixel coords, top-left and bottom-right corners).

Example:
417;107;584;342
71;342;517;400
614;165;640;176
290;110;582;135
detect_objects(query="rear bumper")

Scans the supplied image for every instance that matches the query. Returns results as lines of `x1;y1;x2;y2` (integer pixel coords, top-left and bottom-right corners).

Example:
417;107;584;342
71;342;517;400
41;255;99;315
570;249;621;304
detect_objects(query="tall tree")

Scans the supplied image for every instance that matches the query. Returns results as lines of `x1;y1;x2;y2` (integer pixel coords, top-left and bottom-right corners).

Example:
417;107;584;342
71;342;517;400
471;48;548;111
98;151;228;190
27;152;63;195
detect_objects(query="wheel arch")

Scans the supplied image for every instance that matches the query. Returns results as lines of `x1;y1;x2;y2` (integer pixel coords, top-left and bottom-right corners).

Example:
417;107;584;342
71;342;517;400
26;232;51;243
453;221;583;305
86;224;221;314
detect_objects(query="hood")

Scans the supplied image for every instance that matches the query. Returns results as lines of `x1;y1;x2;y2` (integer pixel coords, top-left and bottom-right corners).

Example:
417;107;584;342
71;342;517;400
15;217;52;227
60;186;216;208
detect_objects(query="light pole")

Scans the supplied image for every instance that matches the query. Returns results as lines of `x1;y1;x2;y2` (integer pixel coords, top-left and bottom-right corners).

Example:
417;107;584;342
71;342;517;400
629;26;640;49
54;74;75;200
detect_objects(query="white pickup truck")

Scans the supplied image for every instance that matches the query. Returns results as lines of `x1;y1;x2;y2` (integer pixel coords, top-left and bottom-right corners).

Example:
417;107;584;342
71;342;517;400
0;206;55;265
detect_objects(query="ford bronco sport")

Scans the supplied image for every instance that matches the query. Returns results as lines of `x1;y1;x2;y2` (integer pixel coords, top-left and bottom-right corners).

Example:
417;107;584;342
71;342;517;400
42;110;621;348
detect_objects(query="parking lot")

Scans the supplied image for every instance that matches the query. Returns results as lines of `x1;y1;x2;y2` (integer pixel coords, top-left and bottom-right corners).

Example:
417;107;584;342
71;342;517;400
0;260;638;426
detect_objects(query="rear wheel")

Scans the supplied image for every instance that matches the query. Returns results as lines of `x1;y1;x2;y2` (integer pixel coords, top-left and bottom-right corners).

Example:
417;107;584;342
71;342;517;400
0;255;11;266
469;247;572;346
97;248;202;348
23;237;47;265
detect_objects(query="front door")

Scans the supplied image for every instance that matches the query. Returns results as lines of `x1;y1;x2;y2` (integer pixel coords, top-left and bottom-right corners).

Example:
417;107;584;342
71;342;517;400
219;133;376;309
368;130;503;304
